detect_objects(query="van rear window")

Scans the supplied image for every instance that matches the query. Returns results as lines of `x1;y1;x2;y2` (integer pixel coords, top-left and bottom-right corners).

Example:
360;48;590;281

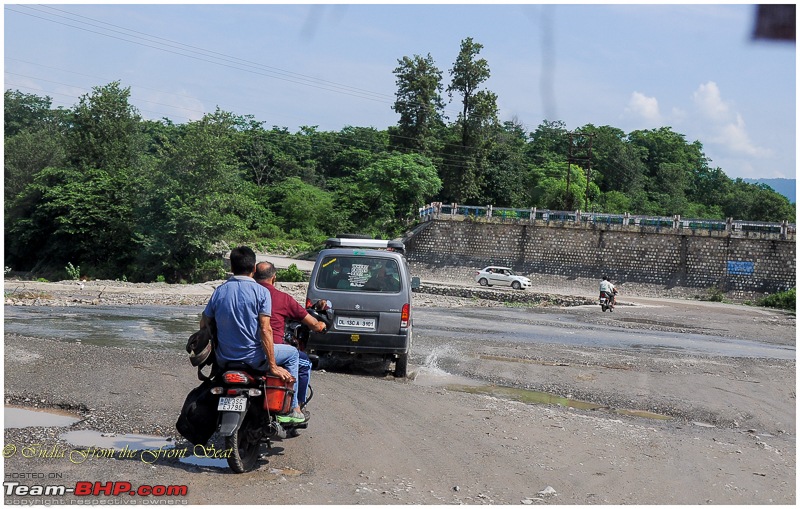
316;256;401;292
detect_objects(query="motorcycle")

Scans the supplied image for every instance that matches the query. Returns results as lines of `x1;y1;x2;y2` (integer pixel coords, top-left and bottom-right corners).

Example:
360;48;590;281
599;290;617;312
211;300;332;473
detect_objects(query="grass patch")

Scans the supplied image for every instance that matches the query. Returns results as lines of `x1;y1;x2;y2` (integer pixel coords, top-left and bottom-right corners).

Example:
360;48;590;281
757;288;795;312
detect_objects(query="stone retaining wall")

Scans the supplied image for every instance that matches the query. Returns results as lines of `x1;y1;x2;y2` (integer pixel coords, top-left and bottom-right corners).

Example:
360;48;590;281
405;220;795;299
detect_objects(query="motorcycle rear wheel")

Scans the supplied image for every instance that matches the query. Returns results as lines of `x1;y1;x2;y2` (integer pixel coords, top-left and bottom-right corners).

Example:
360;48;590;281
225;412;261;473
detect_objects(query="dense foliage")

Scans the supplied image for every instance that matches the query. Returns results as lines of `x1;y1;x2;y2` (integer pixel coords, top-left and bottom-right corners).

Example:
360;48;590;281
4;39;794;281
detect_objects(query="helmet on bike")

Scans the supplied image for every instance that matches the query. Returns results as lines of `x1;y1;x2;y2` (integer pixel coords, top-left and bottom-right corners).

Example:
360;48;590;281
189;341;212;367
187;327;215;367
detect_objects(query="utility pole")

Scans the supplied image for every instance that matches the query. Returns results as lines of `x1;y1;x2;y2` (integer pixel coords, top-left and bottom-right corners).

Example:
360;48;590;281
566;131;595;211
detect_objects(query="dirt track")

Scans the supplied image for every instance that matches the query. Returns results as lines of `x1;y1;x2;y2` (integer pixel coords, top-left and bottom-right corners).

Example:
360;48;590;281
3;279;796;505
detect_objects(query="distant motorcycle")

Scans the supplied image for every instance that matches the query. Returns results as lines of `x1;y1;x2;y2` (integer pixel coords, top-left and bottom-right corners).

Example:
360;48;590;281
599;290;617;312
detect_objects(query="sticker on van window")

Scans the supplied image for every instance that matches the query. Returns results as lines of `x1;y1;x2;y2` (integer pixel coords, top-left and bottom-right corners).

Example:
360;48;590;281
349;264;370;287
322;258;337;268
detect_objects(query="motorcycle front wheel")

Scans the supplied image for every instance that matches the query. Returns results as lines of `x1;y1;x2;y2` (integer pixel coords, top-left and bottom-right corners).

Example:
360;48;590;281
225;411;261;473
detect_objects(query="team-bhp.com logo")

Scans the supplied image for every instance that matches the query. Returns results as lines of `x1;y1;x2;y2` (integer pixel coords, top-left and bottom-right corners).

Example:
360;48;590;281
4;481;188;501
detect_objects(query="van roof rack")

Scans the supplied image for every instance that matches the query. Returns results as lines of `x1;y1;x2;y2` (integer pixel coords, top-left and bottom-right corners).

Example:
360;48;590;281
325;237;405;253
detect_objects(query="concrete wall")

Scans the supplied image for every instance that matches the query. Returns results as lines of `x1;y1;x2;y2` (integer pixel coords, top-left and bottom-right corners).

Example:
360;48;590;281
405;220;796;298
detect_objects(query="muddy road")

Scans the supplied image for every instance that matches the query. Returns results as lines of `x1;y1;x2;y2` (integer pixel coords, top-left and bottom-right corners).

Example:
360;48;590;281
3;280;796;505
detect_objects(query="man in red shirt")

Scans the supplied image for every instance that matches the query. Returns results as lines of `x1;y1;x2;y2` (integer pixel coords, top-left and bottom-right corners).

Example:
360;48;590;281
254;261;326;409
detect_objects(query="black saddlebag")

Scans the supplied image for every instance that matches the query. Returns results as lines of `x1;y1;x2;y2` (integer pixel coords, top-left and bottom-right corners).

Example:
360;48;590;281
175;379;218;446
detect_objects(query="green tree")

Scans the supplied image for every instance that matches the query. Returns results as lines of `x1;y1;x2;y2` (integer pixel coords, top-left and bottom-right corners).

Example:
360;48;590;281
135;109;255;281
598;190;632;213
4;90;68;206
328;126;390;180
390;53;446;156
442;37;499;204
5;83;143;275
4;90;56;136
335;153;441;235
577;124;647;195
527;120;569;167
265;177;337;240
234;118;311;187
627;127;708;216
484;119;531;207
530;162;598;211
67;82;144;172
4;128;66;203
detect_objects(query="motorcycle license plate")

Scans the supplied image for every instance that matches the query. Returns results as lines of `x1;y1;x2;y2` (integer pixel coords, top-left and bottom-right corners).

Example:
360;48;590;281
217;397;247;412
336;316;376;331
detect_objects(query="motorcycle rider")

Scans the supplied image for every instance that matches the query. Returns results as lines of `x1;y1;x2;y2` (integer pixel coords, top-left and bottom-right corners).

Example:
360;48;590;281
599;276;617;309
254;261;325;411
200;246;306;425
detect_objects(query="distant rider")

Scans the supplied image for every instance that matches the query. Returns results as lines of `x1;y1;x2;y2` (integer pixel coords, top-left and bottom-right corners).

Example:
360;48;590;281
599;276;617;308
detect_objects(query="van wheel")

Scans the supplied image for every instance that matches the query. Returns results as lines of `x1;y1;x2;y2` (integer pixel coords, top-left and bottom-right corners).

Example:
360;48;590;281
394;354;408;378
512;281;521;290
479;278;488;286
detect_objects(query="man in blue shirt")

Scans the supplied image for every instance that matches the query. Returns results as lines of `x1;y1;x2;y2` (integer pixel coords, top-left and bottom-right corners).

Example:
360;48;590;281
200;246;305;424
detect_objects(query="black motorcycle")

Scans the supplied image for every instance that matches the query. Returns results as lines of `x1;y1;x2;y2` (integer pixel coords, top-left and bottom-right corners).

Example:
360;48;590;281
211;300;332;473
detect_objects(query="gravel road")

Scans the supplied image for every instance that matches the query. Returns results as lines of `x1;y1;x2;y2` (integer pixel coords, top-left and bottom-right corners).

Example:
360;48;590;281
3;277;796;505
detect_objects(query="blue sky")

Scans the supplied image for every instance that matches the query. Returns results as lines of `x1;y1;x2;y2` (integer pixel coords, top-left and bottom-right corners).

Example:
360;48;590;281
4;3;796;180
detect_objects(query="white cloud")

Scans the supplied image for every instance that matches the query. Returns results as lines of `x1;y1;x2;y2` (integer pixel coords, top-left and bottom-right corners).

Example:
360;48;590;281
713;114;772;158
624;91;662;126
691;82;771;159
692;81;730;121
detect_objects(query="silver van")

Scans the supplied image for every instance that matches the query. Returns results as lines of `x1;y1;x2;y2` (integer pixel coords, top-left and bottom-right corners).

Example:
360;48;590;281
304;237;420;377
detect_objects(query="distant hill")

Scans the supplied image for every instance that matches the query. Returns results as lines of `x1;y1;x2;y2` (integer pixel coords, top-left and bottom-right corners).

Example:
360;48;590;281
743;178;796;204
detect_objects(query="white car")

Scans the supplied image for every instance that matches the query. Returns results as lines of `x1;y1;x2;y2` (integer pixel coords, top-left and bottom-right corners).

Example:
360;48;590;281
474;266;531;290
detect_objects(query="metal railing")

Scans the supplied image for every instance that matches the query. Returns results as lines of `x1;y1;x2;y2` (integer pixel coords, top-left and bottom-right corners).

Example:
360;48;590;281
418;203;795;237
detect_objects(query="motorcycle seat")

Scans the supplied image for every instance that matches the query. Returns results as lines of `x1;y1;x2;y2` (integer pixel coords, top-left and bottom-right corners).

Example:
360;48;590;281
218;361;268;378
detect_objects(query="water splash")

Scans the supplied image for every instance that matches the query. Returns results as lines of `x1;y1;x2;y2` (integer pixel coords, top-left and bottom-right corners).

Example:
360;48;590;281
420;345;455;375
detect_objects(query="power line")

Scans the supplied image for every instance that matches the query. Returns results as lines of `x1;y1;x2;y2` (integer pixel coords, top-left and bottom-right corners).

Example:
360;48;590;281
7;4;536;131
7;5;396;105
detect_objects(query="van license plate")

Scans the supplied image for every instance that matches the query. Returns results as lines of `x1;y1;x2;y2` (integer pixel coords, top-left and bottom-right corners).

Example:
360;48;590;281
337;316;376;330
217;397;246;412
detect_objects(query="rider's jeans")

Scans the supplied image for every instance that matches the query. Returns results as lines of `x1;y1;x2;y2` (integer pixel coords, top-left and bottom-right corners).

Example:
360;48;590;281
273;344;300;410
297;352;312;405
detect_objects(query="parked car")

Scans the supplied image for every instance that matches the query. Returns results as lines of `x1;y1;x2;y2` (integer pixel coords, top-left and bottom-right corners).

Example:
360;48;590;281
474;266;531;290
305;237;420;377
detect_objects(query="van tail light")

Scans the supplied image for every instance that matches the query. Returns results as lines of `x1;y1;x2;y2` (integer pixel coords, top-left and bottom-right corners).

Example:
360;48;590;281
401;303;410;328
305;298;312;309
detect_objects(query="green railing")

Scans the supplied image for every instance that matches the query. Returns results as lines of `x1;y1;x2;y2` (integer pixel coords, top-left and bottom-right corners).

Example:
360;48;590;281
418;203;794;237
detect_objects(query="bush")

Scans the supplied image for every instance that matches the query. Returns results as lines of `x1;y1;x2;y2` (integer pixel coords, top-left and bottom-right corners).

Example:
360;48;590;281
757;288;796;311
276;263;306;282
705;286;725;302
65;262;81;281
